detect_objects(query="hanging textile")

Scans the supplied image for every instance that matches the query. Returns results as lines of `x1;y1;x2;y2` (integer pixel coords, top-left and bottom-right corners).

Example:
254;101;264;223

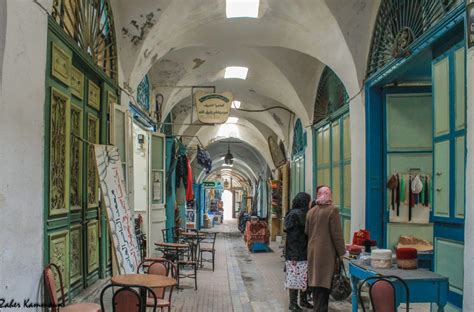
176;154;188;188
389;173;432;224
197;145;212;174
186;158;194;201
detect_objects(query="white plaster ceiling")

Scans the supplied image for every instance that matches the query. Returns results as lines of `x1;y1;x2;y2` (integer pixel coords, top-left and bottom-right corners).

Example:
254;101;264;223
114;0;380;180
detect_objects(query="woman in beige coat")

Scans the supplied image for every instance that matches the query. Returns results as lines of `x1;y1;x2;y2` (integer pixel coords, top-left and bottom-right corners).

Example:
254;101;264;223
305;186;346;312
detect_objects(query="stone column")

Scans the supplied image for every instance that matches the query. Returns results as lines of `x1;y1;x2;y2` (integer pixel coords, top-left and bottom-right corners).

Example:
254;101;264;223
0;0;51;303
464;1;474;309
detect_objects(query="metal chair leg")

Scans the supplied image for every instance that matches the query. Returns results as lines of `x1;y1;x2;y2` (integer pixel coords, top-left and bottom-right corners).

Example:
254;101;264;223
194;264;198;290
212;251;215;272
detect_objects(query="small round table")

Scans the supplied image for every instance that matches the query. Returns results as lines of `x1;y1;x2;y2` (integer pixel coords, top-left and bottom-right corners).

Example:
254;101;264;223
111;274;176;312
155;242;189;262
180;232;207;239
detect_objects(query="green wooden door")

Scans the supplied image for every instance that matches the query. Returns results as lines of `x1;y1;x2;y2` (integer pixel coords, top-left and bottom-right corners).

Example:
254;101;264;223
45;27;115;298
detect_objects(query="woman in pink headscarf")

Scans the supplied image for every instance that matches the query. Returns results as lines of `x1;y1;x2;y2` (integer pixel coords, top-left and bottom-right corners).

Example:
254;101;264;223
305;186;346;312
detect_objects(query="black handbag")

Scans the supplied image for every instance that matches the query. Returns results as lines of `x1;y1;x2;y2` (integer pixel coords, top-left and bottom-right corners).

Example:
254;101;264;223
330;258;352;301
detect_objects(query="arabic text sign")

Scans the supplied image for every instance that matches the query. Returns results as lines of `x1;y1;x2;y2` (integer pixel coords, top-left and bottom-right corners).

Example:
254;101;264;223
195;91;233;124
94;145;141;274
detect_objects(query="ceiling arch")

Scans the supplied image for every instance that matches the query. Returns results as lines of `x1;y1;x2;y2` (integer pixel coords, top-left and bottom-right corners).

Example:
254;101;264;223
184;121;274;171
192;137;271;186
117;0;363;99
170;99;287;146
149;46;315;126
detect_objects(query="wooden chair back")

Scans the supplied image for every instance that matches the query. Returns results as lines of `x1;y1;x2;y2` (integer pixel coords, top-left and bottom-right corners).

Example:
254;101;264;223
43;263;65;311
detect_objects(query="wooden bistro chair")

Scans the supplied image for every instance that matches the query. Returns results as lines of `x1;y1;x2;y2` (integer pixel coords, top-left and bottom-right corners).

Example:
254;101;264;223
100;283;157;312
199;232;217;271
43;263;101;312
177;240;199;290
358;275;410;312
138;259;177;312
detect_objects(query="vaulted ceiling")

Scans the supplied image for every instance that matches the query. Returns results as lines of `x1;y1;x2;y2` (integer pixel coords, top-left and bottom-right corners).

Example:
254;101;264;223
113;0;380;183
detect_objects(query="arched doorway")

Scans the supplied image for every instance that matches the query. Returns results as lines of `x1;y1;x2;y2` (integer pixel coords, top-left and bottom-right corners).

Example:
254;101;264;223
223;190;234;220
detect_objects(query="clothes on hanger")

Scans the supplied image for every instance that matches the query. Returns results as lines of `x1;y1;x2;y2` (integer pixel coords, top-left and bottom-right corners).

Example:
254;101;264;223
197;145;212;173
176;154;188;188
186;157;194;201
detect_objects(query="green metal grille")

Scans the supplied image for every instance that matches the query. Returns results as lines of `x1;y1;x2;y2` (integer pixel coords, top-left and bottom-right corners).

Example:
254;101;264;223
313;66;349;125
367;0;460;78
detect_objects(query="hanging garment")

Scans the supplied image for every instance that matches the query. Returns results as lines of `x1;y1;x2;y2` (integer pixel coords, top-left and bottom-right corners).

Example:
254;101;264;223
176;154;188;188
186;158;194;201
197;146;212;174
387;175;397;210
424;176;429;207
420;176;425;205
408;176;413;221
396;174;400;216
399;175;406;203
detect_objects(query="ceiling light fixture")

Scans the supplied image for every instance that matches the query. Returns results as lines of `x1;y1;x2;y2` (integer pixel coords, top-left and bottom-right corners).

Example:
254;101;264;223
224;66;248;80
226;0;260;18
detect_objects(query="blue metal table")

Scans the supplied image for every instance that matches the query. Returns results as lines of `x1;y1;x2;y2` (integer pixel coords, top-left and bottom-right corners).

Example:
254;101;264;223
349;260;448;311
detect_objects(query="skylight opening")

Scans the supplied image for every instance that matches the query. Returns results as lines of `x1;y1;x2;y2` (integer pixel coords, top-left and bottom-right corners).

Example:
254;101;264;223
227;117;239;124
232;100;241;109
226;0;260;18
224;66;248;80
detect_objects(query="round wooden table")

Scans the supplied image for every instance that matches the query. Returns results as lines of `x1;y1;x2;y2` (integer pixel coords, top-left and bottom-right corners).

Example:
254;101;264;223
180;232;206;238
155;242;188;249
111;273;176;288
111;274;176;312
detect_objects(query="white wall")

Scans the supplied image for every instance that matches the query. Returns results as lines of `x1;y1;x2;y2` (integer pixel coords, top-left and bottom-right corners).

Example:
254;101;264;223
463;42;474;310
132;123;149;234
0;0;6;88
349;93;366;235
304;128;313;196
0;0;51;304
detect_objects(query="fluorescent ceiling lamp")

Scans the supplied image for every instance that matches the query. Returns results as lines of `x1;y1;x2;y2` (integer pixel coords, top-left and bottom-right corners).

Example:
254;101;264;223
224;66;248;80
232;100;241;109
227;117;239;124
226;0;260;18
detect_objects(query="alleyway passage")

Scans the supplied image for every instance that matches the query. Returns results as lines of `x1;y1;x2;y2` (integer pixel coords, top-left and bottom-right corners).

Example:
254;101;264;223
74;220;434;312
172;220;352;312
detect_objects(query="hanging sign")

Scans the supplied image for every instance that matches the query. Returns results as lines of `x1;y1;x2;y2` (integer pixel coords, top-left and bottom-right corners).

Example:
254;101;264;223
93;145;141;274
194;91;233;124
203;181;216;188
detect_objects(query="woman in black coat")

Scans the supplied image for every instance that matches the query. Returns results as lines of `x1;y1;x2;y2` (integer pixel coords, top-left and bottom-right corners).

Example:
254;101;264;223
285;192;313;311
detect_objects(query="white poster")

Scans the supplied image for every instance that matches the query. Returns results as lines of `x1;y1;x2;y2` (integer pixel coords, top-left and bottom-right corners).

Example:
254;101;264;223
94;144;141;274
195;91;233;124
153;172;162;201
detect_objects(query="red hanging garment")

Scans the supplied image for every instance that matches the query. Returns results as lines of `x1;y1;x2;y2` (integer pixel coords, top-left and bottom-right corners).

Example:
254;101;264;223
185;158;194;201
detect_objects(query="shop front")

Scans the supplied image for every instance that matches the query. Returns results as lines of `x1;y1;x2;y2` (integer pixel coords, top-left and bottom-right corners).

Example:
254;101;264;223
290;119;306;201
365;1;466;309
44;0;119;298
312;66;352;243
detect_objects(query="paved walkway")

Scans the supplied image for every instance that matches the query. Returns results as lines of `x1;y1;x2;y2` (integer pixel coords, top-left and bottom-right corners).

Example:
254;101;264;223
172;220;352;312
79;220;430;311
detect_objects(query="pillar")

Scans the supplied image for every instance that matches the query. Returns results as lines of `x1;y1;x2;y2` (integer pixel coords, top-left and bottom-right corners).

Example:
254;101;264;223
0;0;51;302
464;1;474;308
